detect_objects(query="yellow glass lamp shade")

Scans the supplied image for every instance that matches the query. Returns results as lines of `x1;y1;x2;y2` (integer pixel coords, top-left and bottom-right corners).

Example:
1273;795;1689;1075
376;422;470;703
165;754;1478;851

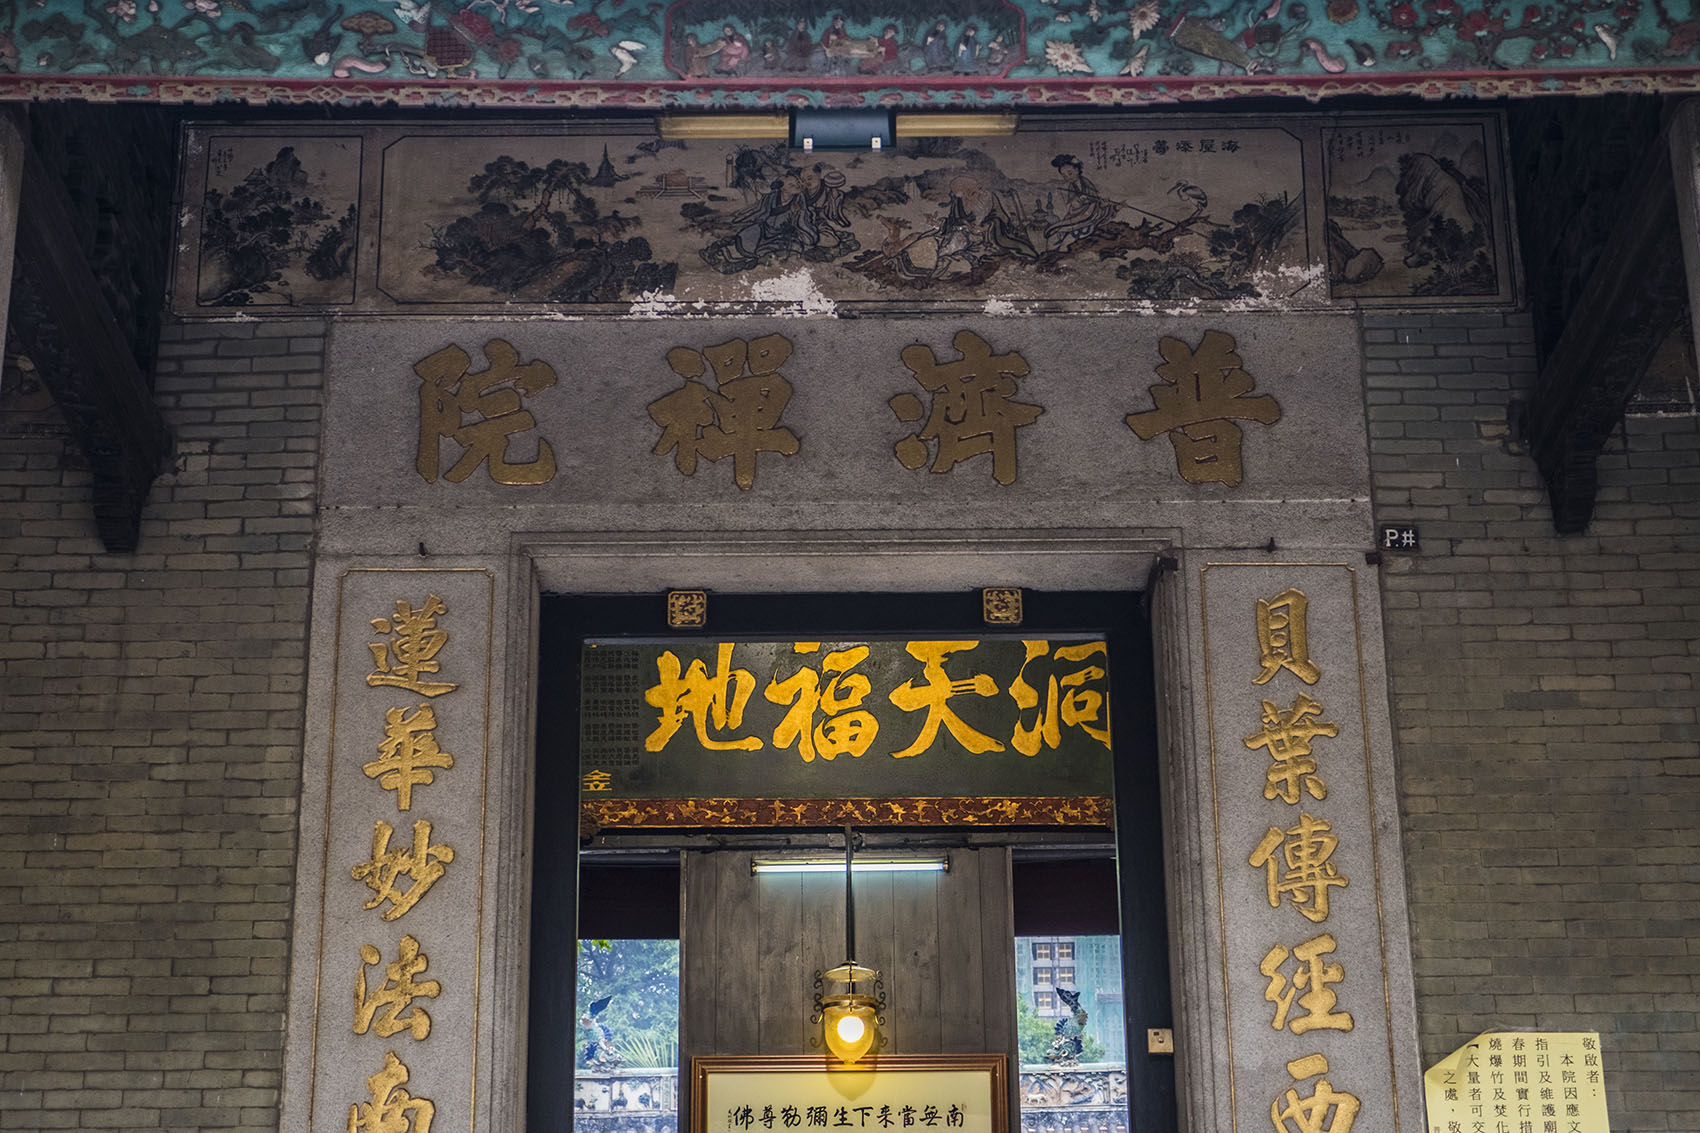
822;994;879;1064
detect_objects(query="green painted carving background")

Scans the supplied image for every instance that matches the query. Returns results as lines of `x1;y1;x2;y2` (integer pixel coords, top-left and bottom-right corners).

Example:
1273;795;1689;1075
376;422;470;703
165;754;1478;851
1;0;1697;106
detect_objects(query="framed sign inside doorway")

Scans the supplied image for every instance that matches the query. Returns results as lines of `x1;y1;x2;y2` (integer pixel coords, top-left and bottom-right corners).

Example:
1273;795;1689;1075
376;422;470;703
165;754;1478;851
691;1053;1009;1133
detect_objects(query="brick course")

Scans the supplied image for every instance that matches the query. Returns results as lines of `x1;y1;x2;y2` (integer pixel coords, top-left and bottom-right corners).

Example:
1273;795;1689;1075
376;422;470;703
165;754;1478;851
0;319;325;1132
3;305;1696;1130
1368;311;1700;1128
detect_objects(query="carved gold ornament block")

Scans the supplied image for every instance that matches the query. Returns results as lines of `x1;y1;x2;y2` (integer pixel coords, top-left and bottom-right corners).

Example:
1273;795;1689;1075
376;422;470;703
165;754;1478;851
982;587;1023;626
667;590;708;628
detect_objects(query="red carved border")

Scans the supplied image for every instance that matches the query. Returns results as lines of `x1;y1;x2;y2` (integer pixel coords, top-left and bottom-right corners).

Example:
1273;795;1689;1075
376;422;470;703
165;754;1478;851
2;66;1699;109
580;795;1113;832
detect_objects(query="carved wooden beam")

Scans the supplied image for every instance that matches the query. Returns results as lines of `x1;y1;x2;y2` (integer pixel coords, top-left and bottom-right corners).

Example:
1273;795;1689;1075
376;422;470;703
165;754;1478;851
9;134;169;553
1521;129;1691;535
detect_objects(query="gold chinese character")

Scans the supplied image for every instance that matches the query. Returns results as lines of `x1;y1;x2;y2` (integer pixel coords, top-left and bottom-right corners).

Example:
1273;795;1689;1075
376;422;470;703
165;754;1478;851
888;641;1003;759
353;936;440;1041
1271;1055;1360;1133
648;334;799;491
368;596;457;698
1260;933;1353;1034
891;330;1042;486
352;819;455;921
1243;693;1338;805
415;338;557;485
1124;330;1281;486
765;645;879;763
347;1050;435;1133
1249;813;1348;923
1255;588;1320;685
582;770;614;793
1010;641;1112;756
365;705;456;811
644;643;763;752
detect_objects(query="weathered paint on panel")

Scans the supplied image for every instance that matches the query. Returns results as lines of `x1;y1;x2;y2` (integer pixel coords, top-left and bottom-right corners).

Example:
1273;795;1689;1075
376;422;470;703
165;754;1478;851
173;115;1514;316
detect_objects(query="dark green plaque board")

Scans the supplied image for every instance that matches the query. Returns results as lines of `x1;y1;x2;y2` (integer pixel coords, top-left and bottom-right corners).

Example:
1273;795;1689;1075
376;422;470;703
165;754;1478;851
579;637;1113;829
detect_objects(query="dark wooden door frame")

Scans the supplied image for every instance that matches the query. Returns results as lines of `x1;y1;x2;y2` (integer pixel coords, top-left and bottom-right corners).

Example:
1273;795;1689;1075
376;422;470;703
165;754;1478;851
528;590;1176;1133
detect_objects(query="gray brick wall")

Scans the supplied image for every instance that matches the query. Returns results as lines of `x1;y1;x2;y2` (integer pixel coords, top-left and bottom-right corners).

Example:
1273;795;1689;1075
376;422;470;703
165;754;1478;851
0;320;325;1132
1367;312;1700;1128
4;303;1696;1131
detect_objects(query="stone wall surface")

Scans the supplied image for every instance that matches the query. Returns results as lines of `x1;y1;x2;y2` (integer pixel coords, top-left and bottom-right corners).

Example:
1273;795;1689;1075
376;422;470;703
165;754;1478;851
317;314;1369;559
2;298;1698;1133
0;319;326;1131
1366;311;1700;1129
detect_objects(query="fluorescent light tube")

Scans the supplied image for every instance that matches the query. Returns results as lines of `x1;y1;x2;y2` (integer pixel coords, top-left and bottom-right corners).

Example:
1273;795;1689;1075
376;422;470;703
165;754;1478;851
751;856;949;875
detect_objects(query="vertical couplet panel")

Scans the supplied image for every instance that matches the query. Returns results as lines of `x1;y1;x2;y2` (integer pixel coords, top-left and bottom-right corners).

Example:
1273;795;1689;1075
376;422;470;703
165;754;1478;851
1193;561;1422;1133
286;566;497;1133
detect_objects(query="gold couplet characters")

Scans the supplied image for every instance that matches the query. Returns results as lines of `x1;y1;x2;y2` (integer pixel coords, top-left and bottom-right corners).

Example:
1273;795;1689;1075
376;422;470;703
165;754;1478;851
649;334;800;491
1125;330;1280;487
354;935;440;1041
1260;933;1353;1034
365;705;456;811
349;589;467;1127
352;819;455;921
347;1051;436;1133
415;338;558;486
1271;1055;1360;1133
1241;584;1365;1128
1255;588;1320;685
765;644;879;763
368;595;457;698
1249;813;1348;924
891;330;1042;486
1244;693;1338;805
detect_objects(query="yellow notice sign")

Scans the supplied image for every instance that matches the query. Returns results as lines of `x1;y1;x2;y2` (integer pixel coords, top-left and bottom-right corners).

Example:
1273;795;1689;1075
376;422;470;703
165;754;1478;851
1423;1032;1608;1133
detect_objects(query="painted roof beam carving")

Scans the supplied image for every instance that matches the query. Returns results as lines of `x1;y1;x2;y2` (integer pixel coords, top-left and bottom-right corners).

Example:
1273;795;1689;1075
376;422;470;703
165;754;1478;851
10;125;171;553
1516;121;1690;535
0;1;1697;108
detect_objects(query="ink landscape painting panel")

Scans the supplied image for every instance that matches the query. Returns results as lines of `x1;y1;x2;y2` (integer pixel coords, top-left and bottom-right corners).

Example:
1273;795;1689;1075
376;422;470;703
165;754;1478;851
174;115;1515;316
372;126;1312;310
1323;118;1512;305
191;134;363;309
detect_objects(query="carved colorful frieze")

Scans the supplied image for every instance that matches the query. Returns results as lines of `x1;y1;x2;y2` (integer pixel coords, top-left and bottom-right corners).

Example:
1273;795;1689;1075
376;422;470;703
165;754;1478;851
2;0;1698;106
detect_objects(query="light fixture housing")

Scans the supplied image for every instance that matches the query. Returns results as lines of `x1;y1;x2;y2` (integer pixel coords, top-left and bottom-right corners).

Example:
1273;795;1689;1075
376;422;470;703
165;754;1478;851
818;963;880;1064
822;994;879;1063
807;829;888;1064
657;113;1018;143
751;854;948;875
789;108;894;152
